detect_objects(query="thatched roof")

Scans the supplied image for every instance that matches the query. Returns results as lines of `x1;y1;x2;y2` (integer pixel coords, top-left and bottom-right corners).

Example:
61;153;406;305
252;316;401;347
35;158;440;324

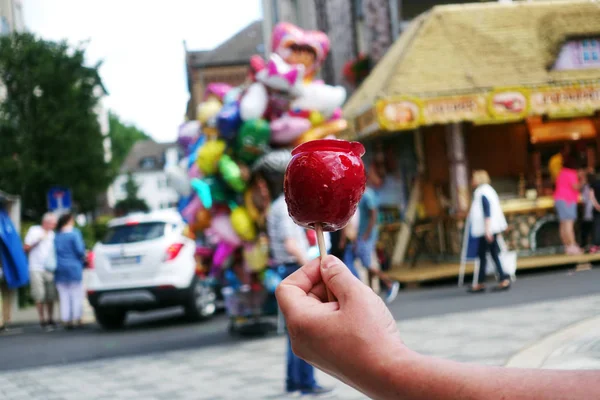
344;0;600;120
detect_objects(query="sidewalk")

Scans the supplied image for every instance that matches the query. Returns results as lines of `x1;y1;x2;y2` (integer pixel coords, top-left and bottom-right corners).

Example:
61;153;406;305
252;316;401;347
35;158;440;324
9;270;95;327
506;314;600;370
0;294;599;399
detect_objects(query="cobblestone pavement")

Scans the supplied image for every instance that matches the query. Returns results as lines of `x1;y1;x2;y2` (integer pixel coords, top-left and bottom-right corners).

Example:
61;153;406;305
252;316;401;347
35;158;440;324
1;294;599;399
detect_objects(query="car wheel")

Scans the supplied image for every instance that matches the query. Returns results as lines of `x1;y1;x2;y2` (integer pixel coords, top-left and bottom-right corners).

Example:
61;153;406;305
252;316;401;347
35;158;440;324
184;278;217;321
94;308;127;330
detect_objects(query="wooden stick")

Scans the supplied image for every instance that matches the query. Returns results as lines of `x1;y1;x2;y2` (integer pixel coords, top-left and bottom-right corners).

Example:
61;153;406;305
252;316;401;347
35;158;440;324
315;223;336;302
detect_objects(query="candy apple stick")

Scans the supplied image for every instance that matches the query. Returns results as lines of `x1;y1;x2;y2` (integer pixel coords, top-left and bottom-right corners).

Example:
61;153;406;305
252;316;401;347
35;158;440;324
315;223;335;302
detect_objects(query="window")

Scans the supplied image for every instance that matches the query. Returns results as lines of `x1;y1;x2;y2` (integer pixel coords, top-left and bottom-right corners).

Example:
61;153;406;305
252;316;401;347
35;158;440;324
102;222;166;244
580;39;600;64
553;37;600;70
139;157;156;169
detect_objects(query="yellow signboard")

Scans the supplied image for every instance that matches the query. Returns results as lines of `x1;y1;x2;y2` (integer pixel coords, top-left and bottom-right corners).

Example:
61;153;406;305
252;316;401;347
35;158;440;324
421;95;487;125
365;83;600;134
530;85;600;118
376;97;422;131
487;88;530;122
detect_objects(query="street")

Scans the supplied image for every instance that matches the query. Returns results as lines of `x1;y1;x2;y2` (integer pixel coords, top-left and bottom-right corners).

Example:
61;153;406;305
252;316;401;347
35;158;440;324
1;267;599;373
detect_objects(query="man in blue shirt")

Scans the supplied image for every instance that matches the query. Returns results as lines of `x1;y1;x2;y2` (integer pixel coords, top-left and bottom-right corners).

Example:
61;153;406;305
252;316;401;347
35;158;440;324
351;168;399;304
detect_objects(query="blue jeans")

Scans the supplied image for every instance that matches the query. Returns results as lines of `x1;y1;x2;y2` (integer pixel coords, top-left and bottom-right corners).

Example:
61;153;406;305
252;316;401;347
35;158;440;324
342;244;360;279
279;263;316;390
345;237;376;271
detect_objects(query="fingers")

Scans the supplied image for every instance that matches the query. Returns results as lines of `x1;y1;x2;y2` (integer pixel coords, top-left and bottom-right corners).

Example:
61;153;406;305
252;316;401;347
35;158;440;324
320;255;363;305
276;258;323;316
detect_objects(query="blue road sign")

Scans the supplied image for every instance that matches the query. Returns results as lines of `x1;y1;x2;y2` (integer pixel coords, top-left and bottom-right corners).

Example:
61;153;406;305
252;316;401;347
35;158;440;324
47;187;72;211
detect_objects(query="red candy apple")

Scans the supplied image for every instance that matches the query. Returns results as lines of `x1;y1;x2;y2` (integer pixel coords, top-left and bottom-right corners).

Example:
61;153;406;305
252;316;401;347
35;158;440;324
284;139;366;232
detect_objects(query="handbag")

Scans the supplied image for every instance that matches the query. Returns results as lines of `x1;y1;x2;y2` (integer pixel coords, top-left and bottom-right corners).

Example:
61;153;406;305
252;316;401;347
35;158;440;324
44;241;57;273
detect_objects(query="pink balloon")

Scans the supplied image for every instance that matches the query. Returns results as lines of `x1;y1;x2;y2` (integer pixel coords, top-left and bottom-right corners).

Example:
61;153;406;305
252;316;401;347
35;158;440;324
330;108;343;120
181;196;202;223
211;242;236;273
270;115;311;145
188;163;202;179
211;214;242;246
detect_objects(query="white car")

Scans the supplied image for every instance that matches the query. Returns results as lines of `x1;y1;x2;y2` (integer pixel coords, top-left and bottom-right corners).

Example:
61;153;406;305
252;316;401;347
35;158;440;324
87;209;217;330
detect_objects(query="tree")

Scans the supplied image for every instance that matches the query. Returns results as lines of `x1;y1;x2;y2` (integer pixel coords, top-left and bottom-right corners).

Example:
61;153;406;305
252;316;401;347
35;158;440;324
114;172;149;216
108;111;149;176
0;33;112;217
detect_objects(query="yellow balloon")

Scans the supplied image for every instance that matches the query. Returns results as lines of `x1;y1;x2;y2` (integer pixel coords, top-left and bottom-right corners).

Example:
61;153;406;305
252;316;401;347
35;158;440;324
230;207;257;242
197;140;226;175
244;240;269;273
309;111;325;127
197;99;222;124
293;119;349;146
244;190;261;222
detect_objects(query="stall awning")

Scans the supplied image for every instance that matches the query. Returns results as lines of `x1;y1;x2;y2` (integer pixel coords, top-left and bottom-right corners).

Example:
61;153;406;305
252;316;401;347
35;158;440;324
527;117;597;144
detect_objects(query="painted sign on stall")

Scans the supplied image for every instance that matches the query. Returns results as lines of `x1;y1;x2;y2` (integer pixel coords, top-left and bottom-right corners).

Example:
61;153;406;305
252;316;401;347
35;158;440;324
530;85;600;118
421;95;487;125
487;88;530;122
376;97;421;131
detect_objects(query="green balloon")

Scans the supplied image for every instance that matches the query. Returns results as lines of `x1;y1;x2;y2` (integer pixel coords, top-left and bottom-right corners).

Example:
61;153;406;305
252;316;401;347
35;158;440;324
204;176;229;203
218;154;246;193
236;119;271;164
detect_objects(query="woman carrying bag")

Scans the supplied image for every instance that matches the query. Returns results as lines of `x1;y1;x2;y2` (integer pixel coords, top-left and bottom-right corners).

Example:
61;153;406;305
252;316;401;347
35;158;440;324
54;213;86;329
468;170;511;293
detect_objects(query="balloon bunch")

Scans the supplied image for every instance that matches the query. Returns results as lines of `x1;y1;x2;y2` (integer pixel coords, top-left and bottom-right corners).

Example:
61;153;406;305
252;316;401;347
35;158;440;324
166;22;348;289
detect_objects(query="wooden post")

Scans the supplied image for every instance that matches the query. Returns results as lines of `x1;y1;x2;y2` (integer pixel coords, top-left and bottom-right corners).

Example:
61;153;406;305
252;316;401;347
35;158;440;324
446;123;470;214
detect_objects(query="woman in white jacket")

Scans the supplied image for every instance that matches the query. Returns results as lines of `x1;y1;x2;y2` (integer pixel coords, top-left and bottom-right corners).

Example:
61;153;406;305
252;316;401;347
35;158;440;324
468;170;511;293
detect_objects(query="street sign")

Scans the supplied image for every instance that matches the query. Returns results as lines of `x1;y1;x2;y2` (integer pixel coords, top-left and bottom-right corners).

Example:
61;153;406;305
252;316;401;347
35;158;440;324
47;187;72;212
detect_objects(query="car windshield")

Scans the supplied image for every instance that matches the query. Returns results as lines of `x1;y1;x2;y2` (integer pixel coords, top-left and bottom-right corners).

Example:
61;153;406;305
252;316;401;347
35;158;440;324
102;222;166;244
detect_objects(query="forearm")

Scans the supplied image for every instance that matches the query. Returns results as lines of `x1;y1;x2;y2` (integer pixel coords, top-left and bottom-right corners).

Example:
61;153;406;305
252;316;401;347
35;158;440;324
365;346;600;400
284;239;307;265
363;217;376;239
484;218;491;234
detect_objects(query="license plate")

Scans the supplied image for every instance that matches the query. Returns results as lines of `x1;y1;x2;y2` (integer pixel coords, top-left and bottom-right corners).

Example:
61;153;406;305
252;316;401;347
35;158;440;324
110;256;141;266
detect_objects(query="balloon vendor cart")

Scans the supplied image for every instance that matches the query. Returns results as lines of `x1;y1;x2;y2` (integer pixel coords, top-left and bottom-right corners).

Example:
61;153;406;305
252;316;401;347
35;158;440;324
167;23;348;335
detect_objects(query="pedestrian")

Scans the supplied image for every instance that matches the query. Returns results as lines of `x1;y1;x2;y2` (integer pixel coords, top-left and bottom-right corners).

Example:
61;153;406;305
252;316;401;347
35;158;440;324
347;167;399;303
554;154;582;255
467;170;511;293
276;256;600;400
24;213;58;330
266;194;333;397
580;170;595;250
587;169;600;253
54;213;86;329
0;263;14;332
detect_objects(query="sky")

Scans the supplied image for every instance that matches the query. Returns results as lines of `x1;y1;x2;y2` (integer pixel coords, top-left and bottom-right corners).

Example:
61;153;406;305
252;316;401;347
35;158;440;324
24;0;263;142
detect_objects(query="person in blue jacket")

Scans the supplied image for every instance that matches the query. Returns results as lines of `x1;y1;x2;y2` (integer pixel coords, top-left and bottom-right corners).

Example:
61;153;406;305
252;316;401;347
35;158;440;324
54;213;86;329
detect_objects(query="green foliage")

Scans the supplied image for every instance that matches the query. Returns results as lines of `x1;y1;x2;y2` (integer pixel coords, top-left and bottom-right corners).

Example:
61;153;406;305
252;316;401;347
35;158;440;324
108;111;149;175
114;172;149;215
0;33;112;218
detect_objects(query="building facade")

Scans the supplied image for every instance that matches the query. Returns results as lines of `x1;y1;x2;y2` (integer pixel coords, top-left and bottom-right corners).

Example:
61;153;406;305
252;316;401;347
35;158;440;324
185;20;264;121
0;0;24;34
111;140;181;211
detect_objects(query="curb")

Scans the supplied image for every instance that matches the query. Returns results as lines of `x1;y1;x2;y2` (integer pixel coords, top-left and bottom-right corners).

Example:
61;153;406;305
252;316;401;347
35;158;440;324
505;314;600;369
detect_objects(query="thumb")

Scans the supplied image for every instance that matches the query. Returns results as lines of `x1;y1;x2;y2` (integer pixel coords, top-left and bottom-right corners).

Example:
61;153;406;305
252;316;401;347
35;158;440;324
320;255;362;304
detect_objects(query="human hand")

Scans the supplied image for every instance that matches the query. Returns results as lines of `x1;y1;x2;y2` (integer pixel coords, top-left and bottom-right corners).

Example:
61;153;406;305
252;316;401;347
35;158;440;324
276;256;407;392
485;231;493;243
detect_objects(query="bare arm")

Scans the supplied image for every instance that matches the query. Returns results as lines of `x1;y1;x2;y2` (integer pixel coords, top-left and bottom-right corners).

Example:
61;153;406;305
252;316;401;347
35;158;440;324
277;256;600;400
284;238;307;266
362;208;377;240
376;350;599;400
591;190;600;212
